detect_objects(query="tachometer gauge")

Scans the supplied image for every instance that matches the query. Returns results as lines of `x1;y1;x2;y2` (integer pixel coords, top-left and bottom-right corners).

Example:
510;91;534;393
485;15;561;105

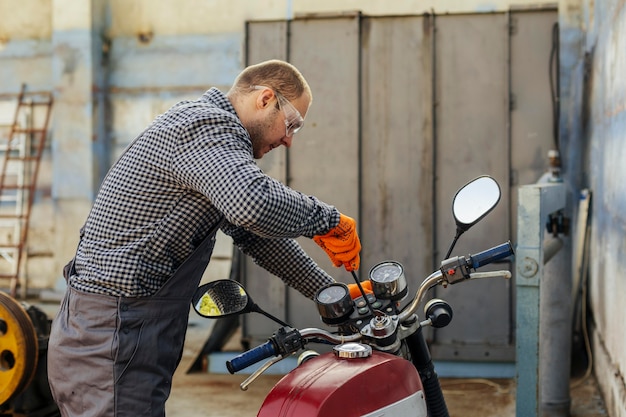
369;261;408;301
315;283;354;325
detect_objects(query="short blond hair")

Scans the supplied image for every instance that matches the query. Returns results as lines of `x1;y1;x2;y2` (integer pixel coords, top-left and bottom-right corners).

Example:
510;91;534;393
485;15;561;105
228;59;312;103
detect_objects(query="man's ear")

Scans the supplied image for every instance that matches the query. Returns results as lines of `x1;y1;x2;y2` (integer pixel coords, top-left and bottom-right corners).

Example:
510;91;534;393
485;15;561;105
256;88;275;110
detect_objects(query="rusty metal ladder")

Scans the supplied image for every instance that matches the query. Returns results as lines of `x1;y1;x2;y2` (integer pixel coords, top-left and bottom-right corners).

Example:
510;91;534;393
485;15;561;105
0;84;53;298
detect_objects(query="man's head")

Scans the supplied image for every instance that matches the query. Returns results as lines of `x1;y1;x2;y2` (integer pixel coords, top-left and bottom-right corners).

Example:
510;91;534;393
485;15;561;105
227;60;312;159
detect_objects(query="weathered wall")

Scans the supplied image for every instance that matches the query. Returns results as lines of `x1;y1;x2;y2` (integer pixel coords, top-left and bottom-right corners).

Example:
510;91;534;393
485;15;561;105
0;0;549;290
1;0;623;413
559;0;626;416
584;0;626;415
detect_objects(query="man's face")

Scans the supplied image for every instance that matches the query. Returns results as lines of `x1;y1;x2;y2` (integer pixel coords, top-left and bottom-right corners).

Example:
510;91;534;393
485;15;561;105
247;88;309;159
247;107;285;159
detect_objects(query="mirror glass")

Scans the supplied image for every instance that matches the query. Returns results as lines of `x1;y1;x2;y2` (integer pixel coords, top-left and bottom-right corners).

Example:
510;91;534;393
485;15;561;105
453;176;501;228
192;280;249;318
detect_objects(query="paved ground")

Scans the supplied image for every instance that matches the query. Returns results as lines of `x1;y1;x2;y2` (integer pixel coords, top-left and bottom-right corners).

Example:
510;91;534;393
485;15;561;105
164;314;609;417
167;362;607;417
28;299;608;417
167;365;607;417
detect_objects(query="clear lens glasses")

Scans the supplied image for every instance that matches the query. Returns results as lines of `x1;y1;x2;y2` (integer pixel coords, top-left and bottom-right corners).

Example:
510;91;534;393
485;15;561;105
275;92;304;137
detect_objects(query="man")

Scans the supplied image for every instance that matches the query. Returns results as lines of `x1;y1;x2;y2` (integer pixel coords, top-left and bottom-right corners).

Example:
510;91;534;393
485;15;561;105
47;59;361;417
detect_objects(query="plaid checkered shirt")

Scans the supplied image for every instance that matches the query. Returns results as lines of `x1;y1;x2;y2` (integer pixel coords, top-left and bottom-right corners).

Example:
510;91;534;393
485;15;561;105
71;88;339;299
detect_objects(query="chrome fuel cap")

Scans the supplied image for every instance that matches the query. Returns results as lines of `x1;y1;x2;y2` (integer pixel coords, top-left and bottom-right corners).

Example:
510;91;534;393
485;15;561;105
333;343;372;359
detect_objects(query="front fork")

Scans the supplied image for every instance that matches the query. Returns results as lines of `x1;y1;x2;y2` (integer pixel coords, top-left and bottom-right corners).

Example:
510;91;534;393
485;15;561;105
404;324;450;417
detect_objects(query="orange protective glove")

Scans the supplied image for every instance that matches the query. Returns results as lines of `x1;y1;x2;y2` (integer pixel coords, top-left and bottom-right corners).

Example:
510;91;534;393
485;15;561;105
347;280;373;299
313;214;361;271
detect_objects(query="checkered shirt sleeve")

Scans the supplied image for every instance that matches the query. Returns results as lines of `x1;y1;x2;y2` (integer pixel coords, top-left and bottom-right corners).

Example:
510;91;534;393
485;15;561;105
72;88;338;298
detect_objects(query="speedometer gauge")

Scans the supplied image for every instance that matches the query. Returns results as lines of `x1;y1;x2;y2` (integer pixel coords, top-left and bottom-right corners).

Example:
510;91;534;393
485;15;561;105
369;261;408;301
317;284;348;304
314;283;354;325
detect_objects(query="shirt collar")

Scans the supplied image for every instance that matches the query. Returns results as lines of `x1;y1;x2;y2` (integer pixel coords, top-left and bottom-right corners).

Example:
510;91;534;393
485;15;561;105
200;87;238;117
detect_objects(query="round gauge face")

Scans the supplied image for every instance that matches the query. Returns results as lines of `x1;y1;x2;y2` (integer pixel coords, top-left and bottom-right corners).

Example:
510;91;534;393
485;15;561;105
370;262;403;283
317;284;348;304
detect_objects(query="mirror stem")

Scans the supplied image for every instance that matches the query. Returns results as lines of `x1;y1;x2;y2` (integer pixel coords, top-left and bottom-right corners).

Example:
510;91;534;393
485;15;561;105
252;305;290;327
444;228;464;259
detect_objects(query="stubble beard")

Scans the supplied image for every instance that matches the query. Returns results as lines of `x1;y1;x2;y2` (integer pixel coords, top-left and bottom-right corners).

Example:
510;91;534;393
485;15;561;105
248;110;279;159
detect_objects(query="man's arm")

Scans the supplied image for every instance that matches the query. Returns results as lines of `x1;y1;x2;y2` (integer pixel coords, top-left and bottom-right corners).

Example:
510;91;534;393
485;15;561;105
222;223;334;299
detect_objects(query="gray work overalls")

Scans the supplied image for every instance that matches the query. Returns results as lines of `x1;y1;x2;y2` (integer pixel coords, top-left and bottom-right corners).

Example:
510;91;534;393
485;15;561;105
48;220;222;417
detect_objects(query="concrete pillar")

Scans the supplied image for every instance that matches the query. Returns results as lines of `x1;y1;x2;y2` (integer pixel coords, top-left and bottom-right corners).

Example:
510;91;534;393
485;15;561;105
51;0;101;272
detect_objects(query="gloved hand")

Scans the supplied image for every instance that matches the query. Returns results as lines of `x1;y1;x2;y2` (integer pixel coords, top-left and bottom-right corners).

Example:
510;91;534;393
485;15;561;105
313;214;361;271
347;280;373;299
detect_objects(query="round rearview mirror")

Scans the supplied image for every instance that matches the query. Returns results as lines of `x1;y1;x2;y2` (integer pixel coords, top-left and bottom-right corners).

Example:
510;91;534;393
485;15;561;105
452;176;501;231
192;280;250;318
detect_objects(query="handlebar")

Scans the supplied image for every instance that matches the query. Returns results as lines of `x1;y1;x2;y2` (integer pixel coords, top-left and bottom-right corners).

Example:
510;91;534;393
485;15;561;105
398;241;514;322
229;328;362;374
226;340;277;374
300;328;361;344
226;241;514;374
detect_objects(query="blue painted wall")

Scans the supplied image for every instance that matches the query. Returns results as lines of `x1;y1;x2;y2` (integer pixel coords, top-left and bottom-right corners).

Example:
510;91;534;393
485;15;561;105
586;2;626;414
560;0;626;415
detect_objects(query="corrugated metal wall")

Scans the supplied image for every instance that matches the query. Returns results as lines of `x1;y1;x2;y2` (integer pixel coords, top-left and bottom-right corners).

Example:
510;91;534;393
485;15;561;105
243;9;557;362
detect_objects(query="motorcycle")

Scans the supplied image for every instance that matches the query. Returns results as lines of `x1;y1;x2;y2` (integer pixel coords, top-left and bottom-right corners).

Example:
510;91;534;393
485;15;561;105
191;175;514;417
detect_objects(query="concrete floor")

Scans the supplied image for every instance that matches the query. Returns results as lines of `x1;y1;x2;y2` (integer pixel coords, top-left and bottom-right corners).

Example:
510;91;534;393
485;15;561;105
163;313;609;417
22;298;608;417
167;360;607;417
166;372;608;416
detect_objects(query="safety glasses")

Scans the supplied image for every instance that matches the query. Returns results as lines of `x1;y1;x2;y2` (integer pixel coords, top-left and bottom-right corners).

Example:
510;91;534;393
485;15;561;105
252;85;305;137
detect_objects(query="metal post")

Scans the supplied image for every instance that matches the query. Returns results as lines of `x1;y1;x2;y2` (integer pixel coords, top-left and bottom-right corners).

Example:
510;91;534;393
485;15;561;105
539;233;572;417
515;183;566;417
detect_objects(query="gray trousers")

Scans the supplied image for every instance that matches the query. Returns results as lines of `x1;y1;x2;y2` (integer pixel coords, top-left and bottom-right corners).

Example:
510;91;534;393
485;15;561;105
48;227;219;417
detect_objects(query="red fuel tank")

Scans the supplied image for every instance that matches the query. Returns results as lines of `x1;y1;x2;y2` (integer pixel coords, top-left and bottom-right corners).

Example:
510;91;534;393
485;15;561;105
257;349;427;417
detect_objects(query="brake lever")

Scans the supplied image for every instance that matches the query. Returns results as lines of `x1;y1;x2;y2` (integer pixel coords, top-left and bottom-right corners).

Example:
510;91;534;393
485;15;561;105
468;270;512;280
240;355;286;391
